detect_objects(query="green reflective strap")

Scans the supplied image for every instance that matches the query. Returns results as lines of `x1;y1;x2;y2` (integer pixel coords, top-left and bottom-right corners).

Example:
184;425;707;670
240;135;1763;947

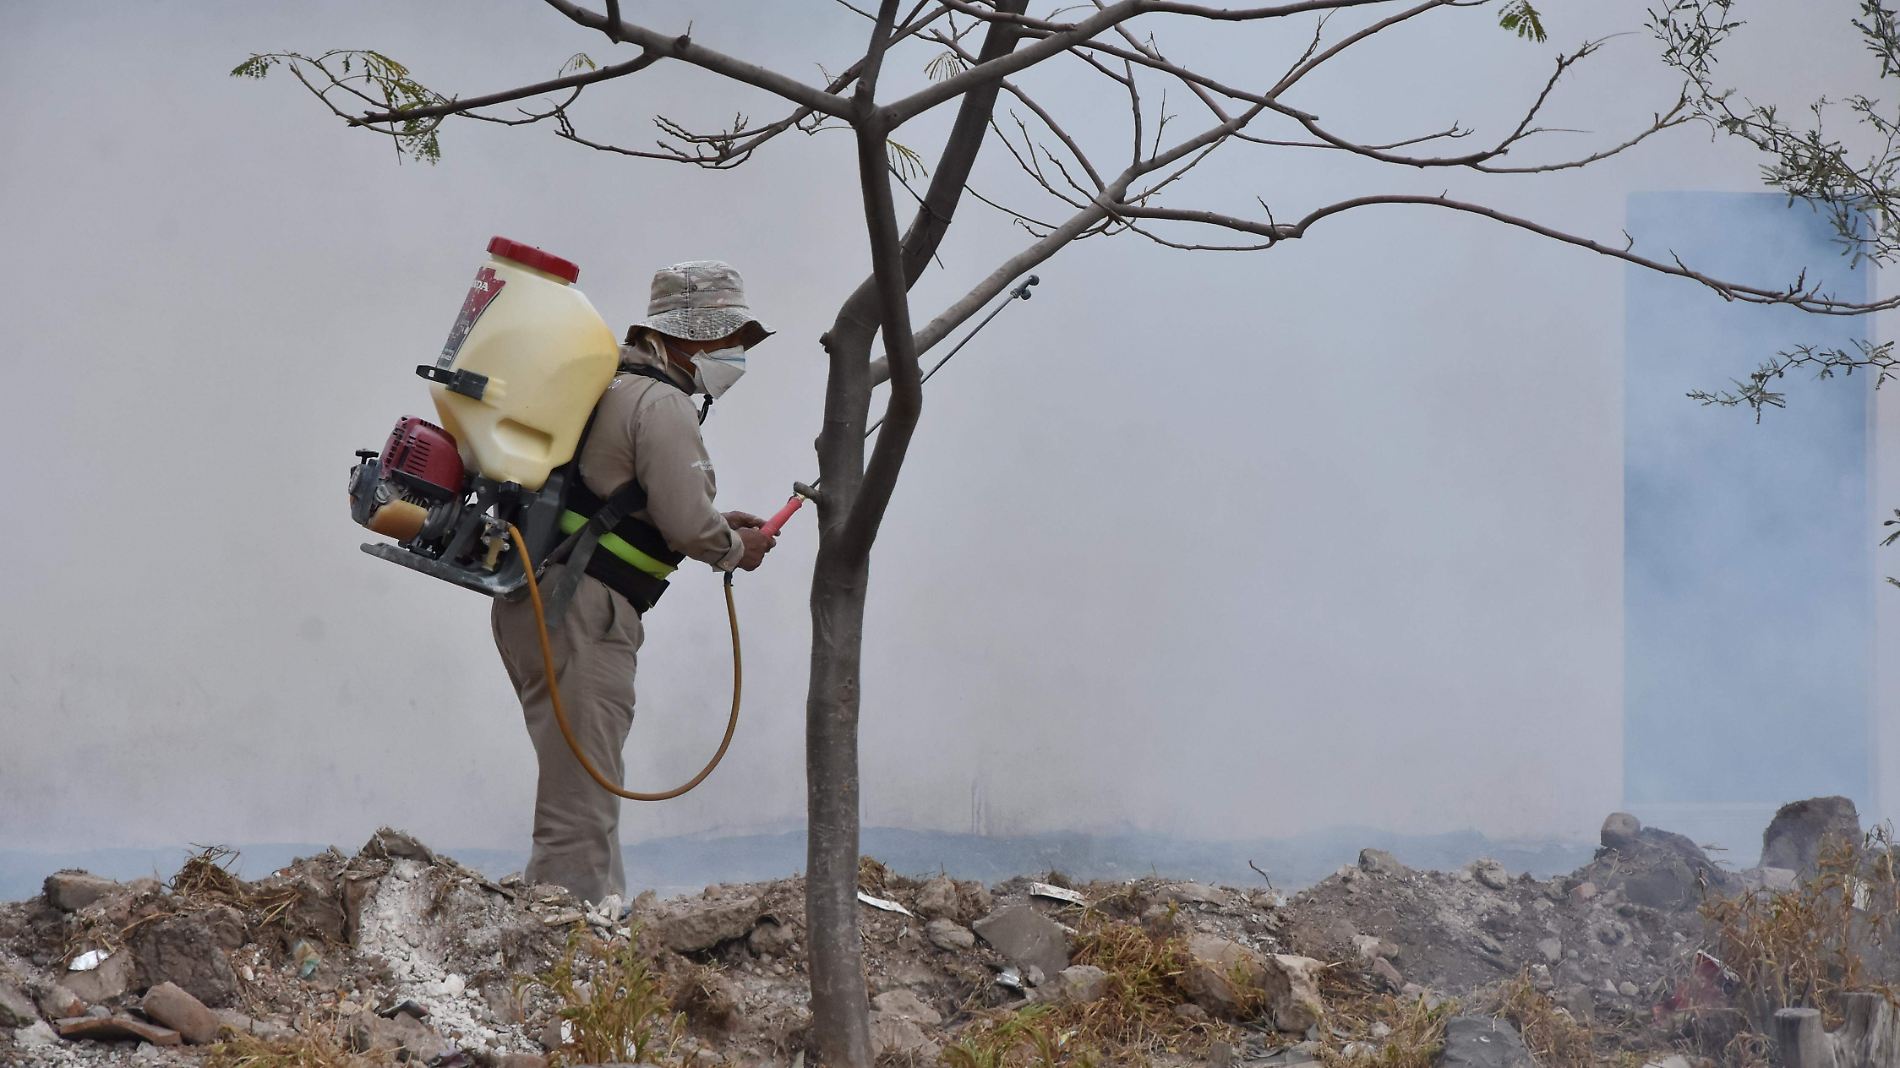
559;510;677;580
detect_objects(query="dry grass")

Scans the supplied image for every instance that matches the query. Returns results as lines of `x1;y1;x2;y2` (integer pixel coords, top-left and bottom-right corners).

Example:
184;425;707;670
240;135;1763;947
943;911;1226;1067
517;926;684;1067
205;1018;393;1068
170;844;302;928
1491;971;1597;1068
1702;828;1900;1033
1314;962;1454;1068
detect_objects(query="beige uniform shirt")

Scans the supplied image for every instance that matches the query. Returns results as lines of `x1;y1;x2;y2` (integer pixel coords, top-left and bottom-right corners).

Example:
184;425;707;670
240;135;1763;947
576;337;744;571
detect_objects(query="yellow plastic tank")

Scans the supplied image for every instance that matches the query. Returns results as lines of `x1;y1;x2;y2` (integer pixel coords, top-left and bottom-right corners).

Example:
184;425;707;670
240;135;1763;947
427;236;619;491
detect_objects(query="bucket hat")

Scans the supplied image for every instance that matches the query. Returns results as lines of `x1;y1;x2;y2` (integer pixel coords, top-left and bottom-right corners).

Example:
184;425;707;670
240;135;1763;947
631;260;774;349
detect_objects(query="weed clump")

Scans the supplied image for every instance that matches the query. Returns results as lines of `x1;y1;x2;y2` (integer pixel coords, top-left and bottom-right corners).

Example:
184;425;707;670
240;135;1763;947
518;926;684;1067
943;911;1224;1067
1702;828;1900;1033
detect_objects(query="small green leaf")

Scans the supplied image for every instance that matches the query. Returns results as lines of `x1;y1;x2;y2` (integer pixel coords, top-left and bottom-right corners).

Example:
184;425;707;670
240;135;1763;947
1498;0;1547;43
561;52;598;75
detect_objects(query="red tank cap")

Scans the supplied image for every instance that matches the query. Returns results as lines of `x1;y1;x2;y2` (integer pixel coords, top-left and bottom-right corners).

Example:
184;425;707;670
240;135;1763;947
486;236;580;284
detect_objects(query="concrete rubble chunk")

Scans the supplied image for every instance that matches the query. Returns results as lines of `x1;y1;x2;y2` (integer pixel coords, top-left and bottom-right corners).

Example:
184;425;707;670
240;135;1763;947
62;949;133;1005
1435;1016;1535;1067
141;981;221;1044
54;1013;183;1046
747;919;795;957
0;977;38;1028
653;895;763;954
870;1012;940;1060
1178;932;1323;1033
1044;964;1109;1005
1472;860;1510;891
131;914;240;1006
1600;812;1642;850
1358;848;1406;876
214;1008;293;1041
1160;882;1229;906
872;988;943;1026
972;905;1071;979
31;982;84;1021
915;876;960;920
926;918;976;952
43;870;120;912
1761;795;1861;874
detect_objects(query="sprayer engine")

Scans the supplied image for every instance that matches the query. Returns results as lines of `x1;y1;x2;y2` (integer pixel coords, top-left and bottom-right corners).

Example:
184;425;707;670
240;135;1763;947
348;415;574;597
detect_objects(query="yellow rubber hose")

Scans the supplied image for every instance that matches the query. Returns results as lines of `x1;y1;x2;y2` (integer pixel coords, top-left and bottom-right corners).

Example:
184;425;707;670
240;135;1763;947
507;523;741;801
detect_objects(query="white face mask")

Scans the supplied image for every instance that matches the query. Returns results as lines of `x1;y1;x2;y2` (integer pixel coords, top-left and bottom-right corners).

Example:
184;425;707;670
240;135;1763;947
688;344;747;399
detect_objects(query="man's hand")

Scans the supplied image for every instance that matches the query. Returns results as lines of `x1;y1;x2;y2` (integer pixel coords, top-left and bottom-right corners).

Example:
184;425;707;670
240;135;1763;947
724;510;765;530
736;527;776;571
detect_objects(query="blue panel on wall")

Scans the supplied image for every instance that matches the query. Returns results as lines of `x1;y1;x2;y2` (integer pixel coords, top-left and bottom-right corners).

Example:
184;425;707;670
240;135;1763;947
1624;192;1873;812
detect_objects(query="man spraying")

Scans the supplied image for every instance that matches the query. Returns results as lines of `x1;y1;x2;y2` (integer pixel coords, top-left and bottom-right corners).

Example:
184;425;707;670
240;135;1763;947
490;260;777;904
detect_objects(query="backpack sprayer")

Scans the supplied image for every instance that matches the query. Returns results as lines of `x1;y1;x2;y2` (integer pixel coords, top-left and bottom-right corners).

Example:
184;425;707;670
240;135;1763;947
348;236;1038;799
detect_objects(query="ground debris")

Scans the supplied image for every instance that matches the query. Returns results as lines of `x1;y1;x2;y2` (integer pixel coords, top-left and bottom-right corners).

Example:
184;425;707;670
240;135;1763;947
0;800;1884;1066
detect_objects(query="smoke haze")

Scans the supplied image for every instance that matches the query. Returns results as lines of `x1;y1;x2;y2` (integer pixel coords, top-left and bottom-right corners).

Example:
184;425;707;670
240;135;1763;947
1;2;1892;865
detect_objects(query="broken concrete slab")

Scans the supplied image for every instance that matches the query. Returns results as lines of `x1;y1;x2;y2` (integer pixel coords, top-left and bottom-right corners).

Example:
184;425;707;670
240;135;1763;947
54;1013;182;1046
1761;795;1861;874
141;980;221;1044
42;870;120;913
131;913;240;1006
652;896;763;954
972;905;1071;979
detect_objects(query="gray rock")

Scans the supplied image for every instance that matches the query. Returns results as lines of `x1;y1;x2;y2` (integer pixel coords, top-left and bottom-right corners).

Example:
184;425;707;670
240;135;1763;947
1600;813;1642;850
915;877;960;921
1358;849;1405;876
141;981;220;1044
1761;796;1861;873
1160;882;1228;906
652;896;762;954
869;1013;938;1060
63;950;134;1004
1044;964;1109;1005
1536;938;1563;965
14;1020;60;1047
926;918;975;951
747;920;795;957
972;906;1071;978
213;1009;293;1041
42;871;119;913
0;977;38;1028
1371;958;1404;991
31;982;83;1021
1178;933;1324;1033
1472;860;1510;891
131;915;240;1007
871;989;942;1026
1436;1016;1535;1067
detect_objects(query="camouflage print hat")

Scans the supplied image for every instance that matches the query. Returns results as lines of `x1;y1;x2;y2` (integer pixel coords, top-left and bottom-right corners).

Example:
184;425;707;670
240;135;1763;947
631;260;774;350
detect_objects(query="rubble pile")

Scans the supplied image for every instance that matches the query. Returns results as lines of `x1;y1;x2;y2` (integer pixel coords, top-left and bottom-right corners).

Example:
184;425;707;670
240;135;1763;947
0;801;1882;1066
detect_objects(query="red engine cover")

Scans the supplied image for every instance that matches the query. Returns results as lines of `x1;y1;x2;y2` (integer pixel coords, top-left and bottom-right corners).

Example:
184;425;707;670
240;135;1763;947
380;416;465;499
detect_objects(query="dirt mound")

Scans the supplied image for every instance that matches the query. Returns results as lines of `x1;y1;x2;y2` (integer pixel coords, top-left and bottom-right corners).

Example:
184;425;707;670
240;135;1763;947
0;807;1864;1067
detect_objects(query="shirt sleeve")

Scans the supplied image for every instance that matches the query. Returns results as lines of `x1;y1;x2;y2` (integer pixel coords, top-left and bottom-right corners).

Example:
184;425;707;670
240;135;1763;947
629;389;745;571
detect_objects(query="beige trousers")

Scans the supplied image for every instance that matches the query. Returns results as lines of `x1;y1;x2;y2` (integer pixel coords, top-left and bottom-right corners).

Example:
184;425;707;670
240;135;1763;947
491;564;643;904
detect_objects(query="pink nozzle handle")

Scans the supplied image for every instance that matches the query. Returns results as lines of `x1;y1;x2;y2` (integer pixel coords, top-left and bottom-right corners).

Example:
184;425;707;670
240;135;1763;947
760;494;806;537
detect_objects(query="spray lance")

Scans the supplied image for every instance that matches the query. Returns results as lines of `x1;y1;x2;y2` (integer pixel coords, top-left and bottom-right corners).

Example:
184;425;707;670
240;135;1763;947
757;274;1041;538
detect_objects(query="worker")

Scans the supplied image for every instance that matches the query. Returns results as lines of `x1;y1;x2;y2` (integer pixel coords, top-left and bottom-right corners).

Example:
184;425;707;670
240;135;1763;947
490;260;777;905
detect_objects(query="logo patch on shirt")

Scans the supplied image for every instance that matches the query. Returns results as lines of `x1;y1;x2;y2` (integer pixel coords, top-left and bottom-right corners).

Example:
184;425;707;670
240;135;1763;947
690;459;715;472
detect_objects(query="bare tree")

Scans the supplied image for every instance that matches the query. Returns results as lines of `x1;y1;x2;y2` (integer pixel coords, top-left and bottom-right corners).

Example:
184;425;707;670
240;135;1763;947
239;2;1900;1063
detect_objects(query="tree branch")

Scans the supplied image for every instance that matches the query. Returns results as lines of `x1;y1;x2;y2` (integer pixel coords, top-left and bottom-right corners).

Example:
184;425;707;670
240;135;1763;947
347;52;659;126
541;0;855;117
